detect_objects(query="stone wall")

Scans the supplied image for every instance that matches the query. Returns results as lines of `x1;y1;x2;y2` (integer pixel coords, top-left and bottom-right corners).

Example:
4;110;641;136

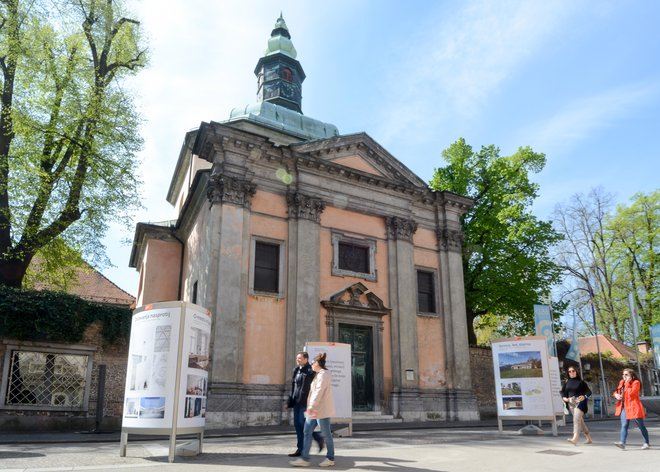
0;322;128;432
469;346;496;419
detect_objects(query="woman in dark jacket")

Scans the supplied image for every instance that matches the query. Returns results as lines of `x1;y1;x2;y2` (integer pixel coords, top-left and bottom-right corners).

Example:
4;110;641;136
561;366;592;445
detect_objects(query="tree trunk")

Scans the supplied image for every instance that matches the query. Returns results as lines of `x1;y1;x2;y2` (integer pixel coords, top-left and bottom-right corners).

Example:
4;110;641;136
466;307;477;346
0;258;30;288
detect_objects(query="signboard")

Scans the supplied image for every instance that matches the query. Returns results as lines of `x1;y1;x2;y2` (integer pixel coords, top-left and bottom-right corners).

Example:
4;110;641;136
547;357;566;415
492;337;554;417
305;342;352;420
651;324;660;369
122;302;211;431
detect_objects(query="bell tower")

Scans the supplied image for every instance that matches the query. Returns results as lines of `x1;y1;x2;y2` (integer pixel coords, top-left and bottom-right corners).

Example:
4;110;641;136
254;15;306;113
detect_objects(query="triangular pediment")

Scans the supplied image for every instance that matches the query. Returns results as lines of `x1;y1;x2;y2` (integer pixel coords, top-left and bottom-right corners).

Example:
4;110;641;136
331;155;385;177
291;132;427;189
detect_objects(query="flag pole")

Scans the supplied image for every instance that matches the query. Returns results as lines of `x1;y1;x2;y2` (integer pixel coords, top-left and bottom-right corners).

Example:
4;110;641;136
588;285;609;417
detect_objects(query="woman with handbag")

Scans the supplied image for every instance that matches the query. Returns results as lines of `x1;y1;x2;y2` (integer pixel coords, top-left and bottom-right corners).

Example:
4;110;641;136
561;366;593;445
612;368;650;450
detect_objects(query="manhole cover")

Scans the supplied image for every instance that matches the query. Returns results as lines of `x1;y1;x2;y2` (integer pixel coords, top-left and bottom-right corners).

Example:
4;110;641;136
537;449;581;456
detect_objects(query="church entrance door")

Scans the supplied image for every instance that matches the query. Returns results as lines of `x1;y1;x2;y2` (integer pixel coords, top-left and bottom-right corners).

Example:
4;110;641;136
338;323;374;411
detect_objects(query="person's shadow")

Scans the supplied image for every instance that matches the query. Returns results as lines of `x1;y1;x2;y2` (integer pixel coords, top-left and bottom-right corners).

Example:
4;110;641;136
147;452;448;471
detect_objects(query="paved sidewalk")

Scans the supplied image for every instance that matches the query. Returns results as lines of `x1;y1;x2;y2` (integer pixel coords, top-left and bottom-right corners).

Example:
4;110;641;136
0;418;658;472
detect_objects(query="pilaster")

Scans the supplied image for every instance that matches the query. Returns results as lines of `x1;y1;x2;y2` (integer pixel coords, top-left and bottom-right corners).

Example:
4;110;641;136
205;173;255;384
285;192;325;367
385;216;419;396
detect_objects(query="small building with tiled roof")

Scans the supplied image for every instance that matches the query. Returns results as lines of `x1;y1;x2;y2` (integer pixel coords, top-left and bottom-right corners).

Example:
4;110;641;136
29;259;135;307
578;334;637;359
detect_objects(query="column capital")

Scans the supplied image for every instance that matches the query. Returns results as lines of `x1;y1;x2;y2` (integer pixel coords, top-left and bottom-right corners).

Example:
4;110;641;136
436;227;463;253
385;216;418;242
206;174;256;208
287;192;326;223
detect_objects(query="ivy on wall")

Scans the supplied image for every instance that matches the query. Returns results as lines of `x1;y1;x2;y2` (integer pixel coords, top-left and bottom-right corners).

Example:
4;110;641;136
0;286;132;344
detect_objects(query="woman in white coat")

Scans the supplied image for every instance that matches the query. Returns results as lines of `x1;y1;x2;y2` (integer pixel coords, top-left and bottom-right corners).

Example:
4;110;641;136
290;352;336;467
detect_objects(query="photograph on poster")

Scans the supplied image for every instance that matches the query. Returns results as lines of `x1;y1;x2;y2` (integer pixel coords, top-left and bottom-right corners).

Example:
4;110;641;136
124;398;139;417
185;374;207;396
498;351;543;378
139;396;166;418
502;396;523;410
129;354;149;391
154;325;171;352
151;352;169;389
187;326;210;371
184;396;206;418
501;382;521;396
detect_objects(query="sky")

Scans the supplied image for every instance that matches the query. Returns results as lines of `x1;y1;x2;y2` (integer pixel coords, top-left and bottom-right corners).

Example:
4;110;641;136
102;0;660;295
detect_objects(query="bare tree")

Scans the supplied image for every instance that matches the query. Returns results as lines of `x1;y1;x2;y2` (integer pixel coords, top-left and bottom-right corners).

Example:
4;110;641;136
553;188;628;341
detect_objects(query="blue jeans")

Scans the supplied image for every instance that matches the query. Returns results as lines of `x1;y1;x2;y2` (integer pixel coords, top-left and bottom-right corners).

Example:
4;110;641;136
302;417;334;461
620;407;650;445
293;404;306;452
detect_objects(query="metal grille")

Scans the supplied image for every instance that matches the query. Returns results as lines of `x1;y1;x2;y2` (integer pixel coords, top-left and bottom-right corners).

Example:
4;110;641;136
4;350;89;407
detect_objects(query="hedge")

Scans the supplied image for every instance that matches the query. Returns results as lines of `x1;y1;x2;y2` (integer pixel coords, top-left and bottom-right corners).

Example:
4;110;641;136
0;285;132;344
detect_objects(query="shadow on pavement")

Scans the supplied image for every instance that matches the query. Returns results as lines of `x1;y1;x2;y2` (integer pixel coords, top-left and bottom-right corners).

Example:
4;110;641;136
141;452;447;471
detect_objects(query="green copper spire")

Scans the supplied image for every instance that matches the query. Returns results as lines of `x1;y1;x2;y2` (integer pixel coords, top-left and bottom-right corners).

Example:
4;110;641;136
264;14;297;59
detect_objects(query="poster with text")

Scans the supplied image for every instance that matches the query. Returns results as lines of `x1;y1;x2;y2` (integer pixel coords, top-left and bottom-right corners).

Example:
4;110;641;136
548;357;565;415
492;337;554;417
177;304;212;428
305;342;352;419
122;305;182;428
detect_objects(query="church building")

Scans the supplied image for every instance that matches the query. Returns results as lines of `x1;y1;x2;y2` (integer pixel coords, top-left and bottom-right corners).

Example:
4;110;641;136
130;15;478;427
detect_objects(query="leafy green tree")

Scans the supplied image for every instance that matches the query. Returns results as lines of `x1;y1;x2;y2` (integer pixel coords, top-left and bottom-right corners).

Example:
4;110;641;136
430;138;563;345
0;0;146;287
608;190;659;341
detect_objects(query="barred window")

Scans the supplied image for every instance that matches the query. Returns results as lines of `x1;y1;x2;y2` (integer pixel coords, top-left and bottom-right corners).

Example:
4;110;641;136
1;348;92;410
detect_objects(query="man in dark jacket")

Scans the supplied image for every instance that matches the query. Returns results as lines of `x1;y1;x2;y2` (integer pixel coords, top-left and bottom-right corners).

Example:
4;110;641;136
287;351;322;457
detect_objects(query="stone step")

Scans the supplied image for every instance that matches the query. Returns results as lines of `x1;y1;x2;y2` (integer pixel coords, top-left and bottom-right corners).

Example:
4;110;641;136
350;412;403;423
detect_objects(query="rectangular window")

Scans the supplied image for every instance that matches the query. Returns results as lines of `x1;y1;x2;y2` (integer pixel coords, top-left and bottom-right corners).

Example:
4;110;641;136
417;270;437;314
338;242;370;273
331;233;377;281
1;348;92;411
253;240;281;294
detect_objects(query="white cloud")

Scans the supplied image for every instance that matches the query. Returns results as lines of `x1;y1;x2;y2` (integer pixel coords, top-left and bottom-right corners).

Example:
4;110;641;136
375;0;579;142
520;81;660;156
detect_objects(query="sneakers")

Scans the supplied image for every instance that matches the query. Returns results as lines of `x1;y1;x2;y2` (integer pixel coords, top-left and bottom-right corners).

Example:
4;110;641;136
288;450;302;457
319;458;335;467
642;443;650;450
614;442;625;450
290;458;311;467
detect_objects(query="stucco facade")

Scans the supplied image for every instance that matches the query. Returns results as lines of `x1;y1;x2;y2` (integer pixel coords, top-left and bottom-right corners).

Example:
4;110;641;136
130;16;478;427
